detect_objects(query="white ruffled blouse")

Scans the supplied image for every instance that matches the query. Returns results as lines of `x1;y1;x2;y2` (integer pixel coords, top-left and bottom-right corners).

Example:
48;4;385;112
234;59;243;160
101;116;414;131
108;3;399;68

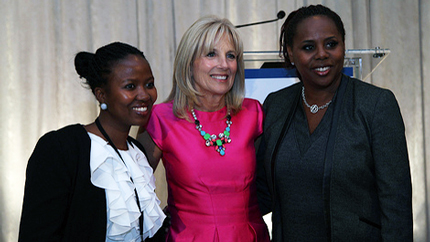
88;133;166;241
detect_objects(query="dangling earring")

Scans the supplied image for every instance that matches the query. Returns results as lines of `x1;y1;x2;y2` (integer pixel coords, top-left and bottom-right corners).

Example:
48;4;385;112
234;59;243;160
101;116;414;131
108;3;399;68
100;103;107;110
291;62;295;66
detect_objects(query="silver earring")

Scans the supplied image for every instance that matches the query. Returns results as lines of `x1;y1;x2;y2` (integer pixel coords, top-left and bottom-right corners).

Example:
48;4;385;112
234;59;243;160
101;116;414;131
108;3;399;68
100;103;107;110
291;62;295;66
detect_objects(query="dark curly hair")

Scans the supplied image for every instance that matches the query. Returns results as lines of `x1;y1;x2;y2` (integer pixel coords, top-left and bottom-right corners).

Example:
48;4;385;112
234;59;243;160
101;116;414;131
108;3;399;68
74;42;146;93
280;5;345;69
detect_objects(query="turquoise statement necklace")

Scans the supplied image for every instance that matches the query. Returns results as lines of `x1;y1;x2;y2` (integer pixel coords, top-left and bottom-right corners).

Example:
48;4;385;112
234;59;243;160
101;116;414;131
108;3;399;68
191;108;232;156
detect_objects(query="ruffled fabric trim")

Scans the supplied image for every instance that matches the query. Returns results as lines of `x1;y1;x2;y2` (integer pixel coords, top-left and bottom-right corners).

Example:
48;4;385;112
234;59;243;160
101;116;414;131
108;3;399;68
88;133;166;240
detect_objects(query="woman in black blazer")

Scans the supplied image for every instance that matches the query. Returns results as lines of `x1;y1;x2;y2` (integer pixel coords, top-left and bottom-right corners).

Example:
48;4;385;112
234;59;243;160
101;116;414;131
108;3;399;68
256;5;412;242
19;42;166;241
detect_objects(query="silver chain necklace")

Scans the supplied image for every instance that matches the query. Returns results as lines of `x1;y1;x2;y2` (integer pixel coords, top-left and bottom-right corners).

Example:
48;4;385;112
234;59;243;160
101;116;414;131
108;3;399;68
301;86;332;114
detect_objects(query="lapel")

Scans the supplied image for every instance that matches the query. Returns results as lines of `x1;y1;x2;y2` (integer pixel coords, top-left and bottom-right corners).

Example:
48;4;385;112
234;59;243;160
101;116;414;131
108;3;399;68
321;74;349;240
268;83;301;199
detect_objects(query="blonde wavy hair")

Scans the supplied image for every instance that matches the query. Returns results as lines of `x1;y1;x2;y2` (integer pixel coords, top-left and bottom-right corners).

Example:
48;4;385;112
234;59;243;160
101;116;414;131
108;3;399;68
167;15;245;121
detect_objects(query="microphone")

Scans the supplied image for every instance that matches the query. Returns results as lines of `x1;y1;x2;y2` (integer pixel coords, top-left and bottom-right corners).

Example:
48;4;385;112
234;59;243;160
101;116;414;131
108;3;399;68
235;11;286;28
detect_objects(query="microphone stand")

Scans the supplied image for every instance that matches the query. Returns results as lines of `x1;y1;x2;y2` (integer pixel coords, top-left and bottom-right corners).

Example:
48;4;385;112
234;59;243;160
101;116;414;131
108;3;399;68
235;11;286;28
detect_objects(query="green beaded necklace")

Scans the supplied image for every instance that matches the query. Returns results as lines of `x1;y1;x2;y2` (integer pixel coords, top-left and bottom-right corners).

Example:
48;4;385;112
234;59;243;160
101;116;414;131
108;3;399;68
191;108;232;156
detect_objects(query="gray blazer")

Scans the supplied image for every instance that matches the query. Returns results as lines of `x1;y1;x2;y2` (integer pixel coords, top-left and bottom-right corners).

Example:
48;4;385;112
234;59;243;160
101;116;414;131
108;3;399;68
256;75;413;241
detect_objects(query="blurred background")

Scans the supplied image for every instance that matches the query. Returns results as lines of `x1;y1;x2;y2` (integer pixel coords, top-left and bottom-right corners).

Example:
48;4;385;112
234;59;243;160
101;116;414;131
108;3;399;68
0;1;428;241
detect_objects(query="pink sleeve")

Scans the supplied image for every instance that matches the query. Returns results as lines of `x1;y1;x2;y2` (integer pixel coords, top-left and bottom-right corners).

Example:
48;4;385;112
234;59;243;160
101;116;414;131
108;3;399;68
145;105;165;150
242;98;264;138
255;100;264;137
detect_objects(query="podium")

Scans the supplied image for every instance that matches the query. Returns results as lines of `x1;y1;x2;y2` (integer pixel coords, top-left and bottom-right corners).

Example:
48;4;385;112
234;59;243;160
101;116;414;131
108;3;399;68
244;48;391;103
244;51;357;103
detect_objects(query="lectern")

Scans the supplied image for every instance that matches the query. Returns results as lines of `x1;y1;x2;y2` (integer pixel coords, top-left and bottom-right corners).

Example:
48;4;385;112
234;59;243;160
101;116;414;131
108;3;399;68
244;51;357;103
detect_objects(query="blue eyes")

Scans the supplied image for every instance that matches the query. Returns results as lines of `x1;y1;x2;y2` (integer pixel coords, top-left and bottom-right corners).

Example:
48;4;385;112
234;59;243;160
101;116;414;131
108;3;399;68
227;53;236;59
206;51;236;59
207;52;215;57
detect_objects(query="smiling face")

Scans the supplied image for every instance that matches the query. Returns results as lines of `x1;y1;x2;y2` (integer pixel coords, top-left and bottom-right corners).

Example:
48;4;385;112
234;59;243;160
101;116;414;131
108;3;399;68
287;15;345;91
192;34;237;107
97;54;157;130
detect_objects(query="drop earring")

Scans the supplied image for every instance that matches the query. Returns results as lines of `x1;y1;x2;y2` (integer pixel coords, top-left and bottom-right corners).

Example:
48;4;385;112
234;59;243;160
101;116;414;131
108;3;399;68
100;103;107;110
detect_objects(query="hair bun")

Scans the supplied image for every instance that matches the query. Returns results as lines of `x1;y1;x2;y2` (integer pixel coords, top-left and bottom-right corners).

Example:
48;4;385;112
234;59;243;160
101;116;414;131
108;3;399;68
74;51;95;79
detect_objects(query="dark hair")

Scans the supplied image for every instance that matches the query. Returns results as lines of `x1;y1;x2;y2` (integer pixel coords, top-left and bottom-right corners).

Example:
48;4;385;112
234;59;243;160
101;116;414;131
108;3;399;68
280;5;345;68
74;42;146;93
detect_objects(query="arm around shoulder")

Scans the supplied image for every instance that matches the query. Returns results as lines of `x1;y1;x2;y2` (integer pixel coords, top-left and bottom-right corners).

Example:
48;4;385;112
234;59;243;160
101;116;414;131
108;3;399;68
137;131;162;171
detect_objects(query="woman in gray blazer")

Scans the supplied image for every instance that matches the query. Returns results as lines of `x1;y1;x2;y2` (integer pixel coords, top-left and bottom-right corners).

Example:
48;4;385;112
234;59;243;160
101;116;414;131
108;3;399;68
256;5;412;242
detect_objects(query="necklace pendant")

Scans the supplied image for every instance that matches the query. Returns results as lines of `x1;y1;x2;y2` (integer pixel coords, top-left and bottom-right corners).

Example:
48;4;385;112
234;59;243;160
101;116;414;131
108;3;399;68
219;148;226;156
310;104;319;113
302;86;332;114
191;108;232;156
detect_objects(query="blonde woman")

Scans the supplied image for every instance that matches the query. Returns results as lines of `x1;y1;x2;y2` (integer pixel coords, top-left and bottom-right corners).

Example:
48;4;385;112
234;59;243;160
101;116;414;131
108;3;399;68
138;16;270;242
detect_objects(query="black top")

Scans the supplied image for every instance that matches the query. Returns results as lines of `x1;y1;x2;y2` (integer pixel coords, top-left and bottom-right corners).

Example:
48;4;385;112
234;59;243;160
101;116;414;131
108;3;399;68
275;99;332;241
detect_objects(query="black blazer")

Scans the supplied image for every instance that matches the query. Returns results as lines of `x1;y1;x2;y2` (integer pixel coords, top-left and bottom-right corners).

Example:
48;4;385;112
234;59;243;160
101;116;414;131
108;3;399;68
257;75;413;242
19;124;147;241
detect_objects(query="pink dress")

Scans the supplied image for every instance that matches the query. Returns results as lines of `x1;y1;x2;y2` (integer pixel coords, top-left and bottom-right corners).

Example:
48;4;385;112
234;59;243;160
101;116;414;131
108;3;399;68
146;98;270;242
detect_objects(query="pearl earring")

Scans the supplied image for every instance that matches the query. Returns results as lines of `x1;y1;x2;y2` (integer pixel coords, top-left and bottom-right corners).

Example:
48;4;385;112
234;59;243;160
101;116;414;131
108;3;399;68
100;103;107;110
